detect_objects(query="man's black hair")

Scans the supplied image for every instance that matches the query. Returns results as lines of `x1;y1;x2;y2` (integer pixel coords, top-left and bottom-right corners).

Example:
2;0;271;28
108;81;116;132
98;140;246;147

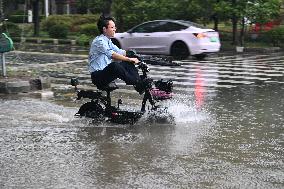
97;14;116;34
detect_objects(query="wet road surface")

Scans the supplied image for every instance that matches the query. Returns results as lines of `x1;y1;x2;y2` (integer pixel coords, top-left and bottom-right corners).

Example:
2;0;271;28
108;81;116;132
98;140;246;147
0;50;284;188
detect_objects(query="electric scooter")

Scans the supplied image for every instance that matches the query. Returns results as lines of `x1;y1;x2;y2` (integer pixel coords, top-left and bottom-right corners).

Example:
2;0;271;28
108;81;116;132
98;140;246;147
71;51;174;124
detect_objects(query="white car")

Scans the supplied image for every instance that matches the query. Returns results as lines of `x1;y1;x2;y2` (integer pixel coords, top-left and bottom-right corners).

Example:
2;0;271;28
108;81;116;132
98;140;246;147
112;20;221;60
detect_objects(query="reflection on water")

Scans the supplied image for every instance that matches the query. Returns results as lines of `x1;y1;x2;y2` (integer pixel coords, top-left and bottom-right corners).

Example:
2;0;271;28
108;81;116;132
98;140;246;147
194;66;205;109
1;83;283;188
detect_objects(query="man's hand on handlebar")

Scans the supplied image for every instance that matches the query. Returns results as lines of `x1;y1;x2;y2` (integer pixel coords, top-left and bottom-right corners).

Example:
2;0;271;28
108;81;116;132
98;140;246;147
129;57;139;64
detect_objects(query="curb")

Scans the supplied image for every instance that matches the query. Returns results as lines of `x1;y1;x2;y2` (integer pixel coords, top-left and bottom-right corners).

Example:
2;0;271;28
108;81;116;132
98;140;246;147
220;46;283;53
0;77;51;94
13;37;77;46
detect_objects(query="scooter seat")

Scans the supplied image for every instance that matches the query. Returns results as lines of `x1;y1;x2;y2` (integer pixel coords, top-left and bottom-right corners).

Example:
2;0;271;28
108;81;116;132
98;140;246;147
97;81;119;92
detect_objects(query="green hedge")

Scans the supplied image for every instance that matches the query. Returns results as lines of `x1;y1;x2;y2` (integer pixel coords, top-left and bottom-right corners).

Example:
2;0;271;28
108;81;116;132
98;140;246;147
219;31;232;41
41;15;73;31
76;34;93;46
0;22;21;37
40;14;100;39
41;14;99;33
263;26;284;47
79;23;99;36
7;15;45;23
48;24;69;39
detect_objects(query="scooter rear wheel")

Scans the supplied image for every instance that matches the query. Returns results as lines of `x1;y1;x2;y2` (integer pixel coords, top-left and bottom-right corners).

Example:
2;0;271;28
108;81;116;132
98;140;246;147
77;101;104;120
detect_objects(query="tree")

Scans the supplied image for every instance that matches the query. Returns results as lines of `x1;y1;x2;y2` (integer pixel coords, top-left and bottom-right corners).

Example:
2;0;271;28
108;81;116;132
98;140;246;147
239;0;281;46
32;0;40;36
246;0;281;28
0;0;3;20
84;0;112;16
76;0;89;14
112;0;216;31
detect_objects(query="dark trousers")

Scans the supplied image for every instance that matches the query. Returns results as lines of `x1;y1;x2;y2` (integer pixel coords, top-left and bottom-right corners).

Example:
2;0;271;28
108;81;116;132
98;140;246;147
91;61;141;89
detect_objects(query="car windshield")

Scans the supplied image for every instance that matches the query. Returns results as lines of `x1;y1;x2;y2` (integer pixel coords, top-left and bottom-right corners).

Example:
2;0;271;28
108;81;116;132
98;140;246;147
176;20;206;29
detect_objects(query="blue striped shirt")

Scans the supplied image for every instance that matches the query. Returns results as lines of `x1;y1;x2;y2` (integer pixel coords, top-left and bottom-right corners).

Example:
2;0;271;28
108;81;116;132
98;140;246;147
88;34;125;72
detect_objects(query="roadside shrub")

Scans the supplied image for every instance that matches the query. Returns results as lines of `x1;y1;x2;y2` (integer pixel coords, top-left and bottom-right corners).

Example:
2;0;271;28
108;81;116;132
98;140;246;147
70;15;99;32
71;14;99;25
7;15;26;23
0;22;21;37
20;23;34;37
76;34;93;46
42;14;99;33
41;15;73;31
6;10;25;23
8;14;45;23
79;23;99;36
263;26;284;47
48;24;69;38
219;31;232;41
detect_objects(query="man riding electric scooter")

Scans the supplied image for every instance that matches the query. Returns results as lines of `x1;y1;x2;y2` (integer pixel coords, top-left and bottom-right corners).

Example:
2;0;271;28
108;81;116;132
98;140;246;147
88;15;151;94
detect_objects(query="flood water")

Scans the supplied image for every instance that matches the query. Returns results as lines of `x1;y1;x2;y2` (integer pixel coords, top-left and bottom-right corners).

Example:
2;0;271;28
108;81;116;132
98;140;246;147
0;50;284;188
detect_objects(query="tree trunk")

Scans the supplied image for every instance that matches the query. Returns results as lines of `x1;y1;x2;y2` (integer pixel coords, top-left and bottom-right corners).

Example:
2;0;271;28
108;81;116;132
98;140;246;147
232;16;238;45
116;14;124;32
0;0;3;20
231;0;238;45
102;0;112;17
213;14;219;31
239;17;245;46
33;0;40;37
213;0;220;31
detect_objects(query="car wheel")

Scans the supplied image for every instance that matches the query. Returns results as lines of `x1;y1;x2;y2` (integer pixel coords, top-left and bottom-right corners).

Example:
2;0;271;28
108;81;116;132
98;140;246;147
170;41;189;59
194;54;207;60
111;38;121;48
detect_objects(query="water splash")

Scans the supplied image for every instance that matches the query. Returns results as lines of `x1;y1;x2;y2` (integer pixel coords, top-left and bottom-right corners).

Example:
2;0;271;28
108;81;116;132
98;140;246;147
164;95;209;124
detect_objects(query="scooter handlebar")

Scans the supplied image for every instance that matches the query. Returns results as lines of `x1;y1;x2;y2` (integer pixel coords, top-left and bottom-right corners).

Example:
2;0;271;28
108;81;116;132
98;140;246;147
138;61;149;72
126;50;150;72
